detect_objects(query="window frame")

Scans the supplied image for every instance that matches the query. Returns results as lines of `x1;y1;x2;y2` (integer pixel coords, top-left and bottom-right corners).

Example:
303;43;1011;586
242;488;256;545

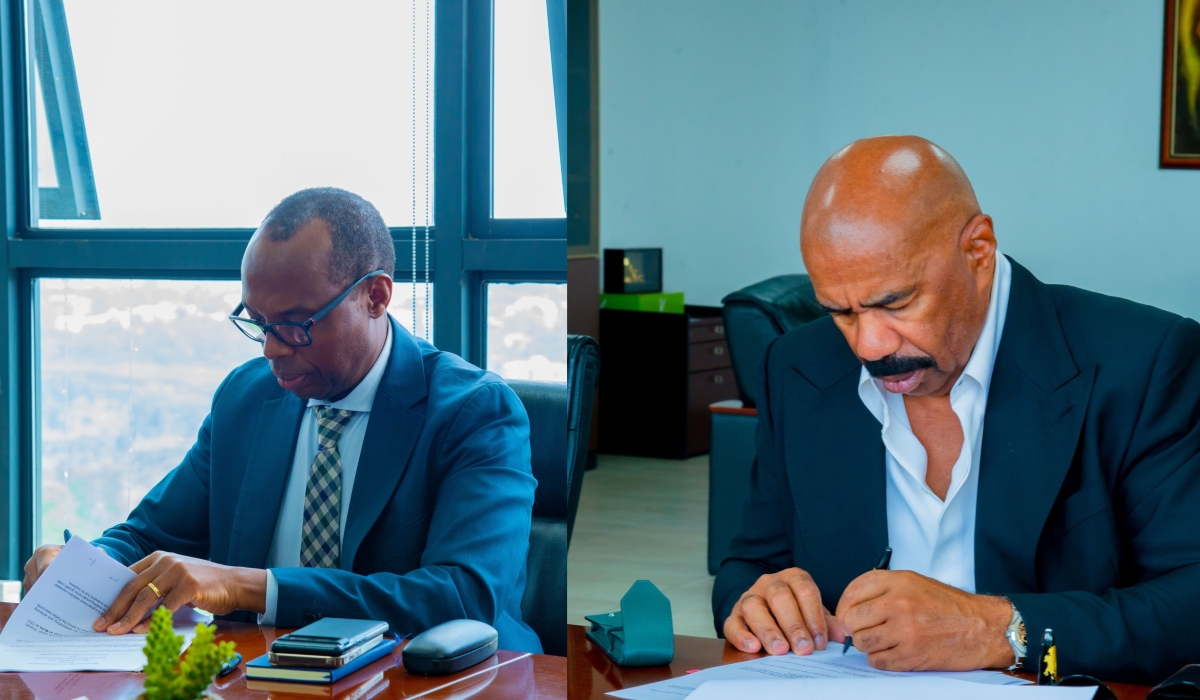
0;0;567;578
30;0;99;220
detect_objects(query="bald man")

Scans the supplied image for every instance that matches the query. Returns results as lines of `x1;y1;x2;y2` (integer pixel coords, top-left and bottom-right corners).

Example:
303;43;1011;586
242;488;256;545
713;136;1200;683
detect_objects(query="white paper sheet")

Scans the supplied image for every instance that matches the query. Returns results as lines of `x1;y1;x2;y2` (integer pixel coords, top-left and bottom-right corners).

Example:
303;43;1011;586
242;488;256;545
687;678;1096;700
607;642;1029;699
0;536;193;672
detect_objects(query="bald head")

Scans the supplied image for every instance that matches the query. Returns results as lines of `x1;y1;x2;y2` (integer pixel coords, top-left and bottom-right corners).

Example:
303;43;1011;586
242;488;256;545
799;136;998;398
802;135;979;257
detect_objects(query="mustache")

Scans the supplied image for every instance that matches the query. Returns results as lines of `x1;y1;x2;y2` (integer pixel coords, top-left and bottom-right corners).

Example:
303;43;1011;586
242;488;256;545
863;353;937;378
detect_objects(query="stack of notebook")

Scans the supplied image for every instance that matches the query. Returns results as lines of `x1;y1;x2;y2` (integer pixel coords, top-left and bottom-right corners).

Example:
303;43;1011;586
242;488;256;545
245;618;398;685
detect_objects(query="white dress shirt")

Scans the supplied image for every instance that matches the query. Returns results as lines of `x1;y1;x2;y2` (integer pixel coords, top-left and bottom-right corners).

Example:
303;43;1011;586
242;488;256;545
259;323;393;624
856;253;1011;593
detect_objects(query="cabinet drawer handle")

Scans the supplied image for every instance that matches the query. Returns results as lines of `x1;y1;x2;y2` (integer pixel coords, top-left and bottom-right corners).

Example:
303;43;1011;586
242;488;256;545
713;346;724;355
715;325;725;335
714;375;724;384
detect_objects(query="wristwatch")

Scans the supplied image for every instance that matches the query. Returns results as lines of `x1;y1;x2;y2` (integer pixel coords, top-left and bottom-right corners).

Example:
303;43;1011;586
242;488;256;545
1003;600;1027;671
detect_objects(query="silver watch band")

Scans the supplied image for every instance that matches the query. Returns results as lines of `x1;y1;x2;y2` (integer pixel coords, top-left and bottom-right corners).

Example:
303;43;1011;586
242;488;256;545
1003;599;1026;671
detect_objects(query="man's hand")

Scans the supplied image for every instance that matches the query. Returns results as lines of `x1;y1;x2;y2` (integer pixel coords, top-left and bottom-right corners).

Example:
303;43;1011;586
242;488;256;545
22;545;63;593
724;568;847;655
93;552;267;635
835;570;1013;671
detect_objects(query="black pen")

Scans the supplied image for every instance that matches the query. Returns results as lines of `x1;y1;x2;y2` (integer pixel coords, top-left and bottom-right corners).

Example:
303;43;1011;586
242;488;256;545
843;546;892;655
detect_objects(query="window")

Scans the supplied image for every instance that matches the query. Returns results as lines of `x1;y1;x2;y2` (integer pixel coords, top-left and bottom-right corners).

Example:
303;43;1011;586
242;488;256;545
492;0;564;218
27;0;434;230
486;282;567;382
36;279;256;543
35;278;430;545
1;1;566;577
392;281;435;342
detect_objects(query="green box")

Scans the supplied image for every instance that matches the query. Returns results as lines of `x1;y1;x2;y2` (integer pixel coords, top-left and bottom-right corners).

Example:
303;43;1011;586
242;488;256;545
599;292;685;314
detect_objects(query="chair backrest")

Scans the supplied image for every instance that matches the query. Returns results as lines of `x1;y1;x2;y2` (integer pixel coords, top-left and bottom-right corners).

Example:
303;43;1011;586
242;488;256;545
565;334;600;544
522;517;566;656
506;379;568;656
508;380;569;520
720;274;825;407
506;335;600;657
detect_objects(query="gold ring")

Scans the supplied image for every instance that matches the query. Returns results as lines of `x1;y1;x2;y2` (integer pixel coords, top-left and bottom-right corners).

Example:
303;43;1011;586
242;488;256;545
146;582;163;598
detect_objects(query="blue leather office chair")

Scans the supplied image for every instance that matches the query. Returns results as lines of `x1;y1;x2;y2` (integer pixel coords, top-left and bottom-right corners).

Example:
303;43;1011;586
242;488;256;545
722;274;826;408
708;276;824;573
565;335;599;544
508;334;599;656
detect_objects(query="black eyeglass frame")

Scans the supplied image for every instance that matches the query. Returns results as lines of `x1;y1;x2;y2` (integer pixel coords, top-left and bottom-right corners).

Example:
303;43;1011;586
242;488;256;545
228;269;388;347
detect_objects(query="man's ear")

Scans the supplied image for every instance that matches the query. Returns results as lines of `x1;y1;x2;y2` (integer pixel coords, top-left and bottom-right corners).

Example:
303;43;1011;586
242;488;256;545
366;274;393;318
961;213;997;270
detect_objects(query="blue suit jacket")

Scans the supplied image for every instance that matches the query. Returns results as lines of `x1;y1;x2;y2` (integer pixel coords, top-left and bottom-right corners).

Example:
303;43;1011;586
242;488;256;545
95;318;542;653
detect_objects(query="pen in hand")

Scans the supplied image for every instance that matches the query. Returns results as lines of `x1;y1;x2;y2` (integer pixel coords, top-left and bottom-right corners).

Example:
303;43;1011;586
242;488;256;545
843;546;892;655
64;529;72;544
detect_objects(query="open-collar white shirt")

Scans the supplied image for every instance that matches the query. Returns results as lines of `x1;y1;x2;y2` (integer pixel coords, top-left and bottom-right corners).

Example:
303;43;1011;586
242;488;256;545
259;322;393;624
856;253;1011;593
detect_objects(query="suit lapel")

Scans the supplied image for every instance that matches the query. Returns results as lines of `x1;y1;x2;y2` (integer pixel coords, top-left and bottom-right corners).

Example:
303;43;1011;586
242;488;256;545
227;392;306;568
975;259;1093;593
785;323;889;599
798;370;889;597
341;319;429;571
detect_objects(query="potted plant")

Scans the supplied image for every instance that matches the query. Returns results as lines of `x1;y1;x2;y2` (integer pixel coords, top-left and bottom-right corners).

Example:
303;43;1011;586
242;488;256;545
139;606;237;700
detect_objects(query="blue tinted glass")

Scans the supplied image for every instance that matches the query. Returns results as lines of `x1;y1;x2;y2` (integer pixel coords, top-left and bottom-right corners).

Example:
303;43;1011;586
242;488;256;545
29;1;434;229
36;278;430;544
493;0;565;218
486;282;567;382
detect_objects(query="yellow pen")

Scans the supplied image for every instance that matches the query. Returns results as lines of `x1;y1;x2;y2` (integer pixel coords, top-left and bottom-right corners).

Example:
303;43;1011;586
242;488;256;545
1038;628;1057;685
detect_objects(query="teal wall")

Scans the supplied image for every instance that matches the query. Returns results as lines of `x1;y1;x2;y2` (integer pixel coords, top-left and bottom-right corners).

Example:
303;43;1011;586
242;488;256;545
599;0;1200;317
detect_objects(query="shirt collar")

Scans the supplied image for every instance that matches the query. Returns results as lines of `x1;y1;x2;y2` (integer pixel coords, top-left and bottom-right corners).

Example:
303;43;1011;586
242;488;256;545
308;321;393;413
857;252;1012;417
956;251;1010;397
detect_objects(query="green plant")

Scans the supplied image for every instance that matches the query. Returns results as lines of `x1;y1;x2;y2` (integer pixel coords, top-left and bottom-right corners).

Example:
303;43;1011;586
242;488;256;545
142;607;236;700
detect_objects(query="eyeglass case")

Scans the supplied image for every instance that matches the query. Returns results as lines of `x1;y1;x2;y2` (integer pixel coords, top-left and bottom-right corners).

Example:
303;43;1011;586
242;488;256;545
585;579;674;667
401;619;498;676
1149;665;1200;699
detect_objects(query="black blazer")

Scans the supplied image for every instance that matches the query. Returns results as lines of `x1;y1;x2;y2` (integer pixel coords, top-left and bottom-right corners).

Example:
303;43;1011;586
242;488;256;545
713;258;1200;684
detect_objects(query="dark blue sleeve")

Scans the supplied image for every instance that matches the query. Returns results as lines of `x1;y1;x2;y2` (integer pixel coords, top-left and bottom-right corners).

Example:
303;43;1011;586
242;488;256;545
90;374;230;565
271;382;537;643
712;337;798;634
1009;318;1200;684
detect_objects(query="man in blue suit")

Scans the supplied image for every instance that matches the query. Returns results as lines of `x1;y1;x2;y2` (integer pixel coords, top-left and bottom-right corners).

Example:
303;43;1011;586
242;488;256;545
22;187;542;653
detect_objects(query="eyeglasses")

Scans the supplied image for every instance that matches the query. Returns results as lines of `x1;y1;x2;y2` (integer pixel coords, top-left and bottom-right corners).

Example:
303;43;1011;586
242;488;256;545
229;269;387;347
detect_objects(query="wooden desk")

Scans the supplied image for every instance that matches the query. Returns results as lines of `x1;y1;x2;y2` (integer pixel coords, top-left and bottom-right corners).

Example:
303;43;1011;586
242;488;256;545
0;603;566;699
567;624;1152;700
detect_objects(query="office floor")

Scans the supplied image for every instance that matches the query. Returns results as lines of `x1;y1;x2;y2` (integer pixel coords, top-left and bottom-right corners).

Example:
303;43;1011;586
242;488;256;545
567;453;717;638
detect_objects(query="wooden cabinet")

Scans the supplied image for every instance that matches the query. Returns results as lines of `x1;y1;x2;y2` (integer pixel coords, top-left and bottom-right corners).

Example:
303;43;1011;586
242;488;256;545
598;305;737;458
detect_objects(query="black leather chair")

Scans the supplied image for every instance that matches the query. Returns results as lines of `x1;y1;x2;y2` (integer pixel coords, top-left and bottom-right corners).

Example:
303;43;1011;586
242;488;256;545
508;334;599;657
565;335;599;543
708;275;824;573
721;274;826;407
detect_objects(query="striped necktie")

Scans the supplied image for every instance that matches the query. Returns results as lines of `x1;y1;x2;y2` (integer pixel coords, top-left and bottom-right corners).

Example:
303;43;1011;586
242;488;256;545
299;406;356;569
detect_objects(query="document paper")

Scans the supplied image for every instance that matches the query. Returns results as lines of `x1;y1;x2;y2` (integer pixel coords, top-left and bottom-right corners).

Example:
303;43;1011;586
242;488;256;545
688;678;1096;700
0;535;192;672
608;642;1028;699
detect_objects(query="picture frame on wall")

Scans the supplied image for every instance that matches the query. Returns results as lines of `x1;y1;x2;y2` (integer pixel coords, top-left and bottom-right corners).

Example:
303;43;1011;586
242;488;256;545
1161;0;1200;167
